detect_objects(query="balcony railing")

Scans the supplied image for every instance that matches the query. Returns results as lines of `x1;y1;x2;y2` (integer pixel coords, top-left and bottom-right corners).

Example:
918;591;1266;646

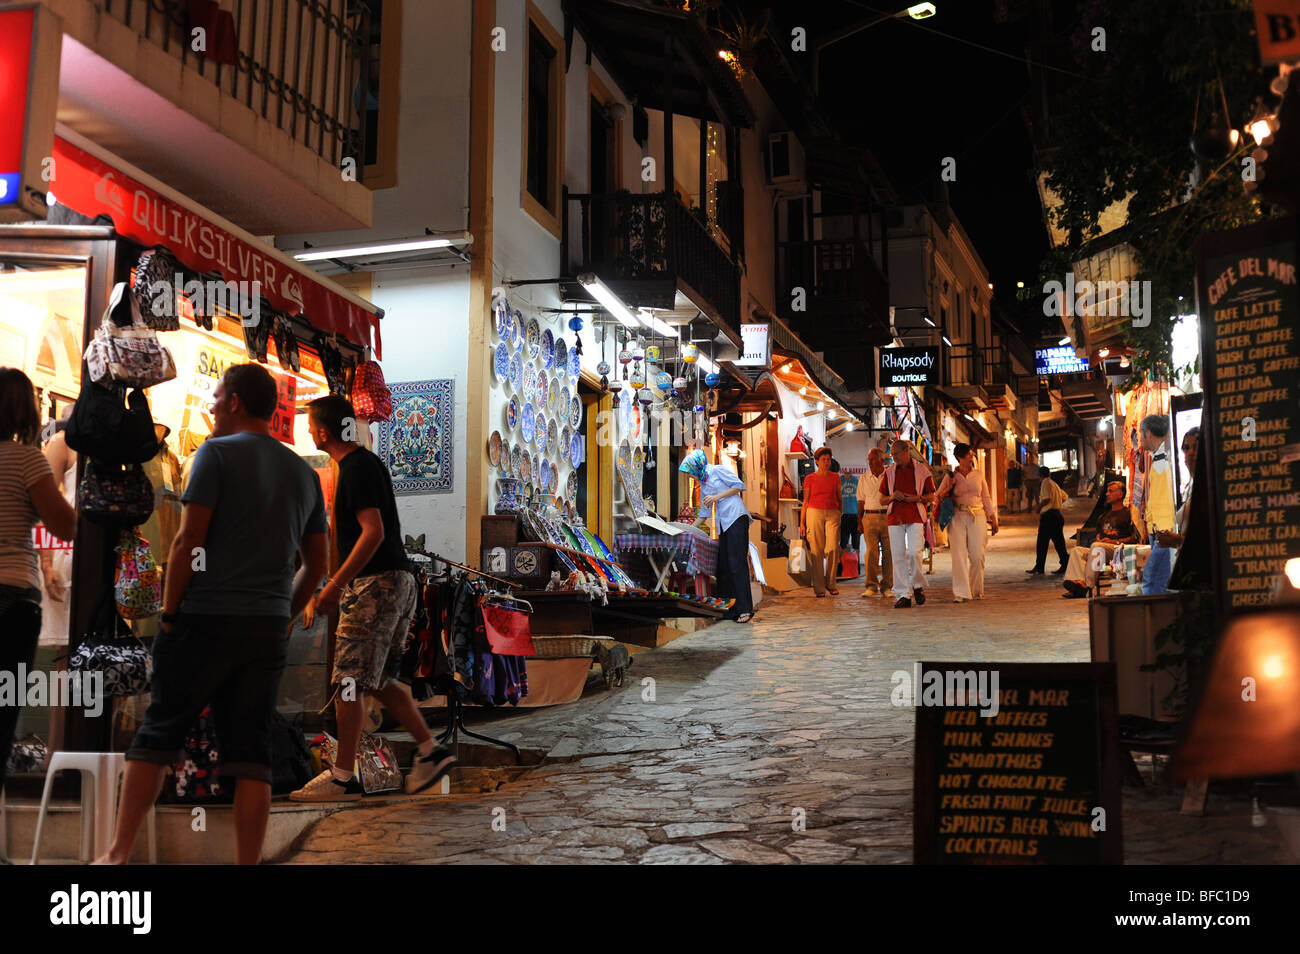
101;0;370;177
944;342;985;389
564;192;740;330
775;239;889;322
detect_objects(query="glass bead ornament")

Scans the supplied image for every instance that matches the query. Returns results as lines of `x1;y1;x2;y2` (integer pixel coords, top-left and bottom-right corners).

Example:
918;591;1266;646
629;367;645;390
673;376;687;390
646;345;660;362
597;360;611;376
568;315;584;332
705;372;721;387
619;349;633;365
655;370;672;390
682;343;700;364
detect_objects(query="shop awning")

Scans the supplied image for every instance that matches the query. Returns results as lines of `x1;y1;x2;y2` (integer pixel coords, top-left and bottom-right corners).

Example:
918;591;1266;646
49;130;384;357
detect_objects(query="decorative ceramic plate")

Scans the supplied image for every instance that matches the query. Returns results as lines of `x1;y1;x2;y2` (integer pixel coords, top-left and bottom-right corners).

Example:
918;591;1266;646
523;364;539;402
569;349;580;381
571;432;583;468
547;376;559;414
525;481;536;506
521;401;535;444
508;354;522;393
541;328;555;369
510;443;522;476
525;317;541;361
520;449;532;483
536;373;547;410
567;471;578;500
506;396;519;431
557;385;569;417
554;337;567;375
494;342;509;383
504;309;518;352
494;300;508;340
512;308;525;350
569;395;582;429
539;458;550;493
535;413;548;452
548;418;558;453
633;445;645;470
488;430;502;467
561;425;572;457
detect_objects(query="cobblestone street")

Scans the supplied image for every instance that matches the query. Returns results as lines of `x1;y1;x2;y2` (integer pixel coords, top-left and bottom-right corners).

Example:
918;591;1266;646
284;500;1294;865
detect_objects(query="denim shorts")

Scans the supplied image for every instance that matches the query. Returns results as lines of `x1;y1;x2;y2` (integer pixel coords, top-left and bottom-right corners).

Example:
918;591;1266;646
126;613;288;781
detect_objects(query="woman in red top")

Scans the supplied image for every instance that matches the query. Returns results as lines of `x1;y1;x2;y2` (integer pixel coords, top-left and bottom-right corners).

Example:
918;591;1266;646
801;447;843;596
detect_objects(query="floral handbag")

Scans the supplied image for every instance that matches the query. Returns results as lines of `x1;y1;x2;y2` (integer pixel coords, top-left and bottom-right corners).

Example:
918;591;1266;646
79;459;155;526
351;360;393;422
66;590;152;699
114;528;163;619
85;282;178;389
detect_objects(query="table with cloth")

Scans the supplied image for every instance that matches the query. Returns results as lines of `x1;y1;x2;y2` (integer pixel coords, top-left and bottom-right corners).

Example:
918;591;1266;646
614;531;718;596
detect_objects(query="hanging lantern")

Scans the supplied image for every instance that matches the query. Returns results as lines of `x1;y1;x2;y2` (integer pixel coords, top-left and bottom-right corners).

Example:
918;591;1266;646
646;345;661;362
629;366;646;390
682;343;699;364
673;376;687;390
597;360;611;376
638;387;654;405
619;349;633;365
655;370;672;390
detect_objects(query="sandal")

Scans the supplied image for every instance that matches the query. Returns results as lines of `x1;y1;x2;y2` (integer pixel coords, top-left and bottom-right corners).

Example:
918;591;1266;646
828;588;840;595
735;613;753;624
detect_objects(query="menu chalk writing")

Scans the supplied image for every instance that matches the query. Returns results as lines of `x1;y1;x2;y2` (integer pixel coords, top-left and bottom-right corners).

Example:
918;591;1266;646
1196;219;1300;613
913;662;1122;864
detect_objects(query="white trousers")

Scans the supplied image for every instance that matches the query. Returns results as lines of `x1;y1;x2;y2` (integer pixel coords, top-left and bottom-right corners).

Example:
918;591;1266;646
888;523;926;598
948;510;987;599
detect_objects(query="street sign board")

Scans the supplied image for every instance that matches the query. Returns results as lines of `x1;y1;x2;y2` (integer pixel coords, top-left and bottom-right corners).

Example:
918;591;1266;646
0;6;59;222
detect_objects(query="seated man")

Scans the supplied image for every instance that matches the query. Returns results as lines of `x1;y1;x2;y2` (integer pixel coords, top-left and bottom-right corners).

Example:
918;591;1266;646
1062;479;1141;598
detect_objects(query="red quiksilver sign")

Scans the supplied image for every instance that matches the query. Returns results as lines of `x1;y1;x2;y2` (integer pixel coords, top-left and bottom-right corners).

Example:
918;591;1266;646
50;137;382;357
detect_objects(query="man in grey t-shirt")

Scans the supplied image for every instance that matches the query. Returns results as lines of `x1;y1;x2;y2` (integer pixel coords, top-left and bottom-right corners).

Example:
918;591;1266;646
100;364;328;866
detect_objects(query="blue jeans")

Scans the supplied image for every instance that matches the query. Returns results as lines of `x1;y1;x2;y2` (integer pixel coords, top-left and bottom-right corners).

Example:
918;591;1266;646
1141;532;1173;595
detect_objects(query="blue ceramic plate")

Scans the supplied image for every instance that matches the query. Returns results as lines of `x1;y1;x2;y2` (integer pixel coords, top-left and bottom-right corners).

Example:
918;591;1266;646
494;342;509;383
539;458;551;492
548;418;558;455
554;337;567;375
536;373;548;410
570;431;582;468
569;395;582;429
526;317;541;361
511;308;524;349
535;413;548;452
506;396;519;431
522;363;537;402
508;354;522;393
494;300;508;340
541;328;555;369
510;443;521;476
569;349;580;381
520;449;532;483
521;401;535;443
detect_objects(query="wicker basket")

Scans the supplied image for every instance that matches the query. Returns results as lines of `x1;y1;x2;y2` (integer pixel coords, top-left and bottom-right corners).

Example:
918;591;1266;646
532;635;615;658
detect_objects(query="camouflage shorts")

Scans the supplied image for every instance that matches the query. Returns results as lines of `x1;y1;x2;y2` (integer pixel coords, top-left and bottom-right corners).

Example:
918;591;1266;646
332;570;417;694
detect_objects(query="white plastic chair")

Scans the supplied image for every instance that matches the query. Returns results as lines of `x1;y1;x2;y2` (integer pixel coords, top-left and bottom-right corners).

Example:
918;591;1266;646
30;752;156;864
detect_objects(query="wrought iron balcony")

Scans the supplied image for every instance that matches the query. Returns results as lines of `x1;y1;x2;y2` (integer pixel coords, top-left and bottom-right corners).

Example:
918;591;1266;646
100;0;370;177
562;191;740;333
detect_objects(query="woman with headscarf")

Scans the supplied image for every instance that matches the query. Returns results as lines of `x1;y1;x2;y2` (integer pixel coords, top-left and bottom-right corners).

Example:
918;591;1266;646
680;448;753;623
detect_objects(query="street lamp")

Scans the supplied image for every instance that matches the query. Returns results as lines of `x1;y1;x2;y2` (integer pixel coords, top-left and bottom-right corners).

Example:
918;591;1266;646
814;3;939;92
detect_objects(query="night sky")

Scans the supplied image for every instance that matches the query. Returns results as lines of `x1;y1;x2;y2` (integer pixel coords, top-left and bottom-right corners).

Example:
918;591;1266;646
768;0;1050;294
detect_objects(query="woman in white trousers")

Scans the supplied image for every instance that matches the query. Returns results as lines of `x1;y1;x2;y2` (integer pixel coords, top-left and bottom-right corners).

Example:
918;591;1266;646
936;443;999;602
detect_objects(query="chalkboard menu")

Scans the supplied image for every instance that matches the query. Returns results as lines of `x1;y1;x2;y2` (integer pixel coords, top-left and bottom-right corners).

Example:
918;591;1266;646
913;662;1123;864
1195;217;1300;614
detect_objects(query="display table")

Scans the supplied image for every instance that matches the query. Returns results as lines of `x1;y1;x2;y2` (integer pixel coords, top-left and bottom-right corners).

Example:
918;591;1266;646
615;531;718;595
518;590;727;646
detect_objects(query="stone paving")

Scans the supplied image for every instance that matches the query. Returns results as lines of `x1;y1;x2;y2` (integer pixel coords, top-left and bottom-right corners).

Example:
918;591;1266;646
283;499;1295;865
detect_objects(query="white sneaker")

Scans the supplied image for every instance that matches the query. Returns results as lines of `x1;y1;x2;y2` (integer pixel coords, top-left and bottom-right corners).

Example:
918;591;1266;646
407;744;458;794
290;769;363;802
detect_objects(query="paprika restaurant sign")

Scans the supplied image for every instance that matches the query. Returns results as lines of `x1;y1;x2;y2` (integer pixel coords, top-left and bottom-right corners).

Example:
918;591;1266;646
48;135;382;356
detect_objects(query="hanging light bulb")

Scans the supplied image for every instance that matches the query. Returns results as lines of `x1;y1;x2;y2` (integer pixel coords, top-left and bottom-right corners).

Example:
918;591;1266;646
799;386;807;395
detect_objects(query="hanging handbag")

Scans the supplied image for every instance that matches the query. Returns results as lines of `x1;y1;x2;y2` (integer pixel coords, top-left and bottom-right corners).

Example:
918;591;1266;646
351;360;393;422
114;528;163;619
164;705;226;804
130;247;182;332
85;282;178;389
66;589;152;699
479;600;536;656
79;459;155;526
65;377;160;466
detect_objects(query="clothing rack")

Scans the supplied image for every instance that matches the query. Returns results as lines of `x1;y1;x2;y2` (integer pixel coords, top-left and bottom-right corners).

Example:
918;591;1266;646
404;545;523;764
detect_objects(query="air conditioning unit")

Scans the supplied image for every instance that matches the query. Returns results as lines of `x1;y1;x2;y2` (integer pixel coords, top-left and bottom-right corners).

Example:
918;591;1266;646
766;131;806;191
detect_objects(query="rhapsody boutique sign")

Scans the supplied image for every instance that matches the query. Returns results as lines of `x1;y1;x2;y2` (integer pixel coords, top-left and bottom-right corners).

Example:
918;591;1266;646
878;346;940;386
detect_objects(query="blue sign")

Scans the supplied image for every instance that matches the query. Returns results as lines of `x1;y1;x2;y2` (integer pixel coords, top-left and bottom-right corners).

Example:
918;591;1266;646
0;174;20;207
1035;346;1090;375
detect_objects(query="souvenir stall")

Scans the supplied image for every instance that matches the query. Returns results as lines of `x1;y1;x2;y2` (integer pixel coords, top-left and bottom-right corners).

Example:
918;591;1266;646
0;134;385;756
480;291;730;648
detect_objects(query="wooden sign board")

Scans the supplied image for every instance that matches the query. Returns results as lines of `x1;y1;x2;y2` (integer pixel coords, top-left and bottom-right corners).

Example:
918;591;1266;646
1194;216;1300;615
1254;0;1300;64
913;662;1123;864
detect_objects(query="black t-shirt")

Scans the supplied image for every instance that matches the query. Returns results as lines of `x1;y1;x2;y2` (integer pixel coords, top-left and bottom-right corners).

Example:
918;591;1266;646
335;448;409;577
1097;506;1136;542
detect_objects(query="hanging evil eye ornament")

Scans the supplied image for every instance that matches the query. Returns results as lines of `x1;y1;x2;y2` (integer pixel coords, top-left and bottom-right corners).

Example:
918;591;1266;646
597;360;611;376
568;314;584;332
705;371;721;387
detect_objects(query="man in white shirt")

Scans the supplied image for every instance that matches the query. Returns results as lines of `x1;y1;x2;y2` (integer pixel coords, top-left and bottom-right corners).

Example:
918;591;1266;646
856;448;893;597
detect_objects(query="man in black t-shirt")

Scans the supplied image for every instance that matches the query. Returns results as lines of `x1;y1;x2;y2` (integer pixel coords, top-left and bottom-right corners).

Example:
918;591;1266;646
1062;479;1141;598
290;396;455;801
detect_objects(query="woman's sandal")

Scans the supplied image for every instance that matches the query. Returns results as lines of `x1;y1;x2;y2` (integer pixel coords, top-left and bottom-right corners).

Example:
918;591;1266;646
735;612;754;623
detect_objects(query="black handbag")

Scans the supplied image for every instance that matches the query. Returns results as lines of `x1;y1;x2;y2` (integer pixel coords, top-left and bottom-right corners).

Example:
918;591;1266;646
66;589;152;699
64;376;159;466
79;458;155;526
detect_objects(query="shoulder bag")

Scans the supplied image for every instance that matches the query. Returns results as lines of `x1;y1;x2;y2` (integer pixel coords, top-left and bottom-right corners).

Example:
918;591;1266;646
85;282;177;389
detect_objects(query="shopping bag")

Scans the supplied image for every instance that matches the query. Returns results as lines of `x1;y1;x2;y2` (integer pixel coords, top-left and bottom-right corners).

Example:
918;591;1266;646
114;528;163;619
479;602;535;656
